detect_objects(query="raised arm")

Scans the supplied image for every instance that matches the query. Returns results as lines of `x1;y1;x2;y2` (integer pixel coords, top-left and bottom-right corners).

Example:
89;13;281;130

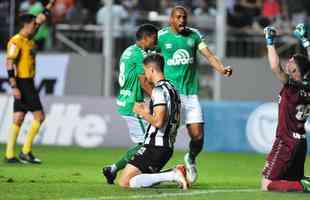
294;23;310;58
199;46;232;77
34;0;56;30
264;26;288;83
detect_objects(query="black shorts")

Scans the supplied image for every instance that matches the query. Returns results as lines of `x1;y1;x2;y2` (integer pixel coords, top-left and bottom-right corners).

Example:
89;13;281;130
14;78;43;112
128;145;173;173
262;137;307;181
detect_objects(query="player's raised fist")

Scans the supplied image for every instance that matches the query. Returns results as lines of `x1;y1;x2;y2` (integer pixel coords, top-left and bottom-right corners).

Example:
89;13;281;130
264;26;276;46
223;66;233;77
294;23;310;48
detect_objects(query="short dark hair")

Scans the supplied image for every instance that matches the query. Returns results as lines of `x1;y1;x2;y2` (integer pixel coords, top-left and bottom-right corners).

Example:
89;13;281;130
143;53;165;72
171;5;188;16
18;14;36;27
292;53;310;78
136;24;158;41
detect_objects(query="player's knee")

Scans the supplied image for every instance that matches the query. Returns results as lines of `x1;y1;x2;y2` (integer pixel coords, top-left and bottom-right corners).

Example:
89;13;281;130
13;116;24;126
118;176;130;188
187;124;204;140
34;112;45;123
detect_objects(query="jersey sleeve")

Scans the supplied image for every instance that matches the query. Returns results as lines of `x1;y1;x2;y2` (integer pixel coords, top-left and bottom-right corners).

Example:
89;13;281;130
6;38;20;60
152;87;166;106
191;28;207;50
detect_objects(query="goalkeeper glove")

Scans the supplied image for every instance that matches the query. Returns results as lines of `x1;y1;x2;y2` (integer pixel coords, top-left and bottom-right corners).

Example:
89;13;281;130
294;23;310;48
264;26;276;46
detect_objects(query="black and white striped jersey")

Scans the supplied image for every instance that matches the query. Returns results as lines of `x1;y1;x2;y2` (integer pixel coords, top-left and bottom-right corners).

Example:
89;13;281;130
144;80;181;148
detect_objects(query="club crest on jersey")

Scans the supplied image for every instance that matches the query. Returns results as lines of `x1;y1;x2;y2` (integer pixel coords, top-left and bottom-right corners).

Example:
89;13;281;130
187;38;194;47
167;49;194;66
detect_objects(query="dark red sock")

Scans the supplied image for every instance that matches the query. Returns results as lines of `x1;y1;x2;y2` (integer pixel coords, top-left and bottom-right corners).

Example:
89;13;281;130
267;180;303;192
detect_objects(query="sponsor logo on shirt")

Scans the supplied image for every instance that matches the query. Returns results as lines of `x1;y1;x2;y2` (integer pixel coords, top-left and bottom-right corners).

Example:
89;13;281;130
167;49;194;66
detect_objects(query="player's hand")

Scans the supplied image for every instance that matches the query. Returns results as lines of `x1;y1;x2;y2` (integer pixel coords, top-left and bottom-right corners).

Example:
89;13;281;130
223;66;233;77
133;102;149;117
12;88;21;100
36;13;47;24
264;26;276;46
294;23;310;48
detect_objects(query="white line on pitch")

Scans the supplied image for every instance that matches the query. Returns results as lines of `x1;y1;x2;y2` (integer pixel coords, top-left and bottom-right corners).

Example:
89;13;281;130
60;188;259;200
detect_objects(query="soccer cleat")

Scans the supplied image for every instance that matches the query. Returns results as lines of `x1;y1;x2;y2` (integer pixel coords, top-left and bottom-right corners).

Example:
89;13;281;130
4;157;22;164
174;164;188;190
19;152;42;164
184;153;198;184
301;178;310;192
102;166;116;184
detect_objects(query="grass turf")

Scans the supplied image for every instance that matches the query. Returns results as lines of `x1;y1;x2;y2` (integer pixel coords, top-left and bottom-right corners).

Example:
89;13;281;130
0;145;309;200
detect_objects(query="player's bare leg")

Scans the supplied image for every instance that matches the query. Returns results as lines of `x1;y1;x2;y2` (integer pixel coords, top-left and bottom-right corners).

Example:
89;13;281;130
184;123;204;184
19;110;45;164
118;164;141;187
5;112;25;163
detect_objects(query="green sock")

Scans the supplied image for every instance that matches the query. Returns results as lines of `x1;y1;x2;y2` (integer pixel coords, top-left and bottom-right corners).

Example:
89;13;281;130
114;143;143;172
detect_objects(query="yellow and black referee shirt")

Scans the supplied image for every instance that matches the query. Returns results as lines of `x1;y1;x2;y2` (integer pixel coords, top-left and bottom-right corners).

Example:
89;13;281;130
6;34;36;78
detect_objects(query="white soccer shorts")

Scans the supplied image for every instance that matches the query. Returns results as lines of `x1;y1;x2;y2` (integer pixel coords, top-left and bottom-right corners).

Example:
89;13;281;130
121;115;146;144
180;95;204;124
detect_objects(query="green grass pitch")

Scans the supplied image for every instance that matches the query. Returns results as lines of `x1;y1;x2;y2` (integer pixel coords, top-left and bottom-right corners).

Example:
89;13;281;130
0;144;309;200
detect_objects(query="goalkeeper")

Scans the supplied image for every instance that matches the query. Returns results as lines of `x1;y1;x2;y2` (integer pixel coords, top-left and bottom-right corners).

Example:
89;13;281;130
261;24;310;192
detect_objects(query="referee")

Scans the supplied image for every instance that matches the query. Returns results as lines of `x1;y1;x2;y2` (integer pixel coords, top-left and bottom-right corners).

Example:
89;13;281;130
4;0;56;164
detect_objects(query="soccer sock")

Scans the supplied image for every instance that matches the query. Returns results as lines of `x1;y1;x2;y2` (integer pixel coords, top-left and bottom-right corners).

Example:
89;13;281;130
22;120;41;154
114;143;142;173
129;171;177;188
5;123;21;159
267;180;304;192
189;137;204;161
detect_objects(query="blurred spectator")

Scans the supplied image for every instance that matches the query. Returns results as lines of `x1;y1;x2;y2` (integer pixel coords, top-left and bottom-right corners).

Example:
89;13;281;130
64;0;89;24
52;0;75;23
96;0;128;38
227;1;255;30
262;0;281;21
20;0;51;50
193;0;216;16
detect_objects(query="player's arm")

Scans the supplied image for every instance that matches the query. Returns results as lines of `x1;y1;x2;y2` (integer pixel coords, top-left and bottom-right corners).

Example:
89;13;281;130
264;26;288;83
33;0;56;31
198;44;232;77
6;40;21;99
5;59;21;99
133;102;166;128
138;75;153;96
294;23;310;58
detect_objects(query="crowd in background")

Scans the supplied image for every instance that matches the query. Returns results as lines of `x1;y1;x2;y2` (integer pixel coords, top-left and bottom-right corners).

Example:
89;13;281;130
1;0;310;51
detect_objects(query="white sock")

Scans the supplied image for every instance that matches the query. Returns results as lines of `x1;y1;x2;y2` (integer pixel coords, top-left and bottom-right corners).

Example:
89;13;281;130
129;171;177;188
111;164;117;173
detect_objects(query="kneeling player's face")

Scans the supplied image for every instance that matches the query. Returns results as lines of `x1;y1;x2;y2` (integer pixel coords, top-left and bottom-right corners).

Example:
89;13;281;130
143;64;153;83
286;57;302;81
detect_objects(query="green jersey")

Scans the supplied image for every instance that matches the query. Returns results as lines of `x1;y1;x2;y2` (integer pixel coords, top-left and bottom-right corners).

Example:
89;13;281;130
158;27;204;95
116;44;147;116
